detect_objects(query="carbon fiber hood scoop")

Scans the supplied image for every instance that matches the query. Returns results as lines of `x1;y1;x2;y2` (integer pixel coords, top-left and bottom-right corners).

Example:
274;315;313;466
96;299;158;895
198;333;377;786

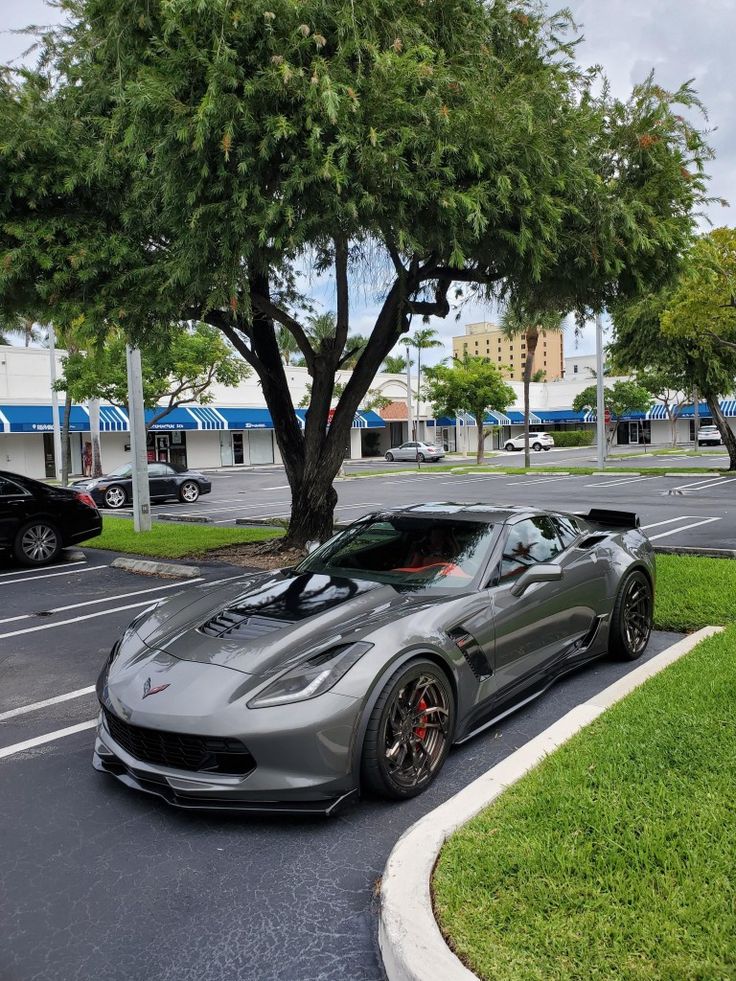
198;611;294;640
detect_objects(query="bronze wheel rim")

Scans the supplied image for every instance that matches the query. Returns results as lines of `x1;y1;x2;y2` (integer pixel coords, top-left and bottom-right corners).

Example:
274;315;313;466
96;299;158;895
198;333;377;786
623;577;651;654
383;674;450;790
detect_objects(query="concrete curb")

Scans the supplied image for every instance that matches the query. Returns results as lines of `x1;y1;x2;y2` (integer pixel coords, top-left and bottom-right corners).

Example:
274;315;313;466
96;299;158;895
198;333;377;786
110;557;201;579
158;513;212;524
654;545;736;559
664;471;722;478
378;626;722;981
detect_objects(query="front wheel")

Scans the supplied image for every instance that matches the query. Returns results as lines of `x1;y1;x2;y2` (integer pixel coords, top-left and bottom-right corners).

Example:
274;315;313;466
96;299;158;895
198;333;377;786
179;480;200;504
361;660;455;800
609;570;653;661
14;520;61;566
385;452;394;462
104;485;127;509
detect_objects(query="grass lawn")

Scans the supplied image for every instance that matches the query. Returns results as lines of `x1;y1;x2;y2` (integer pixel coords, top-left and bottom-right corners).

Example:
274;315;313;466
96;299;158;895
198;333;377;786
433;625;736;981
656;554;736;631
87;518;280;559
349;464;728;478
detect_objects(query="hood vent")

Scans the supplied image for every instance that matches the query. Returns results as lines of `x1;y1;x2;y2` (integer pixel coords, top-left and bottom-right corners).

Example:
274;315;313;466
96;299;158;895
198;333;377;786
199;610;294;640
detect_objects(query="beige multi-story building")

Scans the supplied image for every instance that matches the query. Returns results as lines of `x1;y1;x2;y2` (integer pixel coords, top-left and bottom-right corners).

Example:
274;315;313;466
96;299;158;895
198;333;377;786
452;321;565;382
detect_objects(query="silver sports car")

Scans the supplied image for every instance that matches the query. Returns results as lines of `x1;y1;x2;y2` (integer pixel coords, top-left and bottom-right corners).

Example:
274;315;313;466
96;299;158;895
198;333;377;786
94;504;655;815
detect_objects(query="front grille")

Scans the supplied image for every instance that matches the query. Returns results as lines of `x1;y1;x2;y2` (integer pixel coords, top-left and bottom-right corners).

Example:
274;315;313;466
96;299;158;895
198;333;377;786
103;709;256;776
199;610;292;639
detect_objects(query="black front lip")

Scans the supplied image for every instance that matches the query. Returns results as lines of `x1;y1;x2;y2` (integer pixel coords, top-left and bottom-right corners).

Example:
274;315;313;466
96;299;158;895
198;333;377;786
93;751;357;816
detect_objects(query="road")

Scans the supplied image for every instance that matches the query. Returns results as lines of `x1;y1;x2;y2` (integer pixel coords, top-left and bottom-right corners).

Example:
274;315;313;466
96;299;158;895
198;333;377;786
0;550;683;981
108;458;735;549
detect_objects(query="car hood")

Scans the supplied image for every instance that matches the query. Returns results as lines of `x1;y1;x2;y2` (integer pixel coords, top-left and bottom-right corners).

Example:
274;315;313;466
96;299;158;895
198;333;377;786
129;569;453;679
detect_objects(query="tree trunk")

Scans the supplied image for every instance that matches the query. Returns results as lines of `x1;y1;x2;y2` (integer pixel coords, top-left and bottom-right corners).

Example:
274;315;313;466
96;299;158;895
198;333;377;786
706;394;736;470
61;392;72;486
476;417;485;465
88;398;103;477
522;330;538;469
669;407;678;448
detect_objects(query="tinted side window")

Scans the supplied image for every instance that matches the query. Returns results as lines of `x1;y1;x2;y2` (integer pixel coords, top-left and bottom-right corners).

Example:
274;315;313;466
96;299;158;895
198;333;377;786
500;516;563;580
148;463;167;476
0;477;28;497
550;515;580;549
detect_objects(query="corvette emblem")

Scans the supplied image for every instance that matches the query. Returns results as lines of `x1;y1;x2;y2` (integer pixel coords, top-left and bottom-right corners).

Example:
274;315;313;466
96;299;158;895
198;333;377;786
142;678;170;699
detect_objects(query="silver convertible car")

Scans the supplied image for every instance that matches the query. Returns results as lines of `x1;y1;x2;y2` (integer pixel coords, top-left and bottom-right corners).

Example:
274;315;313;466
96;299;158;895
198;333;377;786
94;504;655;815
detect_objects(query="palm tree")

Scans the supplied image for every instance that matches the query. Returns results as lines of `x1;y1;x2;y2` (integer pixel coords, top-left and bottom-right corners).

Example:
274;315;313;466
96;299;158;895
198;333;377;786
407;326;444;406
382;353;408;374
501;305;565;467
277;325;301;365
0;314;45;346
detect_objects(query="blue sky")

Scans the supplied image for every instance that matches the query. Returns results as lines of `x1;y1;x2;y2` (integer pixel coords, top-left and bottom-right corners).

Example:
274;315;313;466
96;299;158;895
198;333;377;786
3;0;733;365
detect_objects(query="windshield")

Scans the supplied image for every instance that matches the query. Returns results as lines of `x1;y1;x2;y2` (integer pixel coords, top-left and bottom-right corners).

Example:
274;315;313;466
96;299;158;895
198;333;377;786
106;465;132;478
297;516;496;590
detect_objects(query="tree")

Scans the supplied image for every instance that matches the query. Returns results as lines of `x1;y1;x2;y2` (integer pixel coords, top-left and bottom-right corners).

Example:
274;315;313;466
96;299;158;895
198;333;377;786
426;356;515;463
501;305;564;466
58;324;249;431
0;314;44;347
0;2;713;545
382;354;408;374
407;326;444;405
277;326;301;366
572;381;652;448
635;368;690;447
609;231;736;468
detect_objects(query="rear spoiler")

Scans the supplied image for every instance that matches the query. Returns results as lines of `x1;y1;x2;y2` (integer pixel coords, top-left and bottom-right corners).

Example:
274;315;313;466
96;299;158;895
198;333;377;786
577;508;640;530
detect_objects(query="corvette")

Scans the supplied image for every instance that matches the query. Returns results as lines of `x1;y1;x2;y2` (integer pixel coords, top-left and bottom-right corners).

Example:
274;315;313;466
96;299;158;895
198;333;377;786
94;503;655;815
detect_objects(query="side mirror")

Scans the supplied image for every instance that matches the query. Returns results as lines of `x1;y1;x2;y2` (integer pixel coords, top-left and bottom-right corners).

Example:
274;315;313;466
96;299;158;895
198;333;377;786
306;540;321;555
510;563;563;597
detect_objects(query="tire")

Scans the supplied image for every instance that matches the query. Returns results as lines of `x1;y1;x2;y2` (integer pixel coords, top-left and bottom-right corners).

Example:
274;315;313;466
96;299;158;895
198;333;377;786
504;442;515;452
361;659;455;800
104;485;127;509
179;480;200;504
543;446;552;451
532;442;542;452
385;452;394;462
14;520;61;566
417;452;425;463
608;570;653;661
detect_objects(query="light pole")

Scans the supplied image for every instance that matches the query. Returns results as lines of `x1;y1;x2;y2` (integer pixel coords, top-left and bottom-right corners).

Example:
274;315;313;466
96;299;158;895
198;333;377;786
47;325;63;482
405;345;413;444
126;343;152;532
595;313;606;470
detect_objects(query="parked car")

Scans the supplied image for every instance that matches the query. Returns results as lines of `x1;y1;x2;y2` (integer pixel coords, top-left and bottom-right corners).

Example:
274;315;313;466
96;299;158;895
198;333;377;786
385;441;445;462
73;462;212;509
0;470;102;565
697;425;722;447
94;503;653;814
504;432;555;452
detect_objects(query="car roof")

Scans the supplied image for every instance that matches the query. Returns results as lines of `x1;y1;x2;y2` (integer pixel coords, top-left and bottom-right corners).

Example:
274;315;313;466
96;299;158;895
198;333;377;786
376;502;541;523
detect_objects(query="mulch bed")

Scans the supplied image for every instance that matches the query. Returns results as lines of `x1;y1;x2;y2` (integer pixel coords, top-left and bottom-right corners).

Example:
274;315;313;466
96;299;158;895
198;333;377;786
207;541;307;571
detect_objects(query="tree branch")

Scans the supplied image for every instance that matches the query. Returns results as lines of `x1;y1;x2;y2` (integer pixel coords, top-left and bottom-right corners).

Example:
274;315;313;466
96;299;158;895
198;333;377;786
705;329;736;352
251;292;315;372
334;237;349;358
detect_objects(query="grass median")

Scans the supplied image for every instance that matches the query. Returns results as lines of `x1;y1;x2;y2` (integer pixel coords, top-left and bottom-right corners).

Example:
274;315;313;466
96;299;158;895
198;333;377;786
87;518;281;559
433;625;736;980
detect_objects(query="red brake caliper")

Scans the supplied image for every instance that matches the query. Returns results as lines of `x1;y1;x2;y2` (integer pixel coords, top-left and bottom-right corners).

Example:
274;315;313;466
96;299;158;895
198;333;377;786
414;698;429;740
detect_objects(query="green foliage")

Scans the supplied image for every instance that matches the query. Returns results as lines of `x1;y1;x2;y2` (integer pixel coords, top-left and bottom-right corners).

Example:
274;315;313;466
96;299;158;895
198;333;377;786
382;354;408;374
572;380;652;419
59;323;249;426
434;624;736;980
548;429;594;447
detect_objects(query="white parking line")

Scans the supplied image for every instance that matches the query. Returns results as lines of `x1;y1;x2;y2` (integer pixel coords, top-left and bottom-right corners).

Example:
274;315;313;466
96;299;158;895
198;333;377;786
648;517;721;541
0;598;173;640
0;560;87;580
641;516;705;531
0;686;96;722
0;720;97;761
670;476;731;492
0;578;202;627
0;565;107;588
584;476;656;488
506;475;571;486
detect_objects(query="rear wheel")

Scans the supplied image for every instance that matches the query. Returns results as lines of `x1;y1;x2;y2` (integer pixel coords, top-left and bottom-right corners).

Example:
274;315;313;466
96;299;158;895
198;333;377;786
543;446;551;451
179;480;200;504
104;485;127;509
385;452;394;462
504;442;515;452
609;570;653;661
14;520;61;566
532;441;542;452
361;660;455;800
417;452;425;463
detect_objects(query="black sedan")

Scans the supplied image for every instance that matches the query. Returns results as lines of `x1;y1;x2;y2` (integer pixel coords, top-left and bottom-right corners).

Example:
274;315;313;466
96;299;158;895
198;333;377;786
73;462;212;509
0;469;102;565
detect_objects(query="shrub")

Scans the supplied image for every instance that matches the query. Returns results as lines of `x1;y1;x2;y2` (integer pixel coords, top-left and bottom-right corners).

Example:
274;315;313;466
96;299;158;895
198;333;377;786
549;429;595;447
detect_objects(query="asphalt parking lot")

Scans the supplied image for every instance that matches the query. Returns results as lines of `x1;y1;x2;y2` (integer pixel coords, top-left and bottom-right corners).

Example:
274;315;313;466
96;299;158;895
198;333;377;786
109;459;736;550
0;547;684;981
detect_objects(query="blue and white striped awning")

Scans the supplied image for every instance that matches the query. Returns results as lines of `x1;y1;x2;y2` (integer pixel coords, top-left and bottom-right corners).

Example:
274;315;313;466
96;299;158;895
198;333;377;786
294;408;385;430
98;405;129;431
185;406;228;429
646;404;669;421
0;404;90;433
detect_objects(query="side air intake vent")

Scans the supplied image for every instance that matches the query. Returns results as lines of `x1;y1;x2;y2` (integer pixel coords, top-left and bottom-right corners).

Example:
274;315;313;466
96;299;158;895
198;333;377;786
449;627;493;681
199;610;293;639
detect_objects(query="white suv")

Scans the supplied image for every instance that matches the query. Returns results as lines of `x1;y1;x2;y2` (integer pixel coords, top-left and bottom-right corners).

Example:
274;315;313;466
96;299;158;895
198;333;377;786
697;425;722;447
504;432;555;452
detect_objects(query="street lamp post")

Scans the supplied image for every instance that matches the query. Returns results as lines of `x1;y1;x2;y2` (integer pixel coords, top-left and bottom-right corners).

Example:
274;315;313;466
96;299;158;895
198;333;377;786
47;325;63;482
595;313;606;470
126;343;152;533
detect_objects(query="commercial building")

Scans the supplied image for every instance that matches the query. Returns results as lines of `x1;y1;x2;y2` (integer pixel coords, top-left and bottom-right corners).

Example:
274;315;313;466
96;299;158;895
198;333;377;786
2;346;735;479
452;321;565;382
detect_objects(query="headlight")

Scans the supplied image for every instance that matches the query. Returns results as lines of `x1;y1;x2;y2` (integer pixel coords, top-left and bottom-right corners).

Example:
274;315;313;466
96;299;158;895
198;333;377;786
247;642;373;709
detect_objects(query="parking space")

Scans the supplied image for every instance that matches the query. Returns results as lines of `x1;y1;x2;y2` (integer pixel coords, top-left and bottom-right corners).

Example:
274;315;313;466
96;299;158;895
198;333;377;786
0;548;684;981
101;467;736;550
